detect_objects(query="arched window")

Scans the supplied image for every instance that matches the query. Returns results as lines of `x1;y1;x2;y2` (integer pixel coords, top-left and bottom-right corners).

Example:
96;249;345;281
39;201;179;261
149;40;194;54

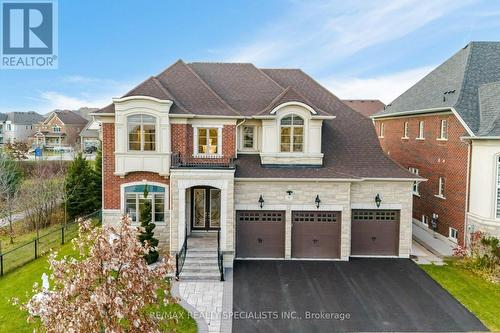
128;114;156;151
280;115;304;152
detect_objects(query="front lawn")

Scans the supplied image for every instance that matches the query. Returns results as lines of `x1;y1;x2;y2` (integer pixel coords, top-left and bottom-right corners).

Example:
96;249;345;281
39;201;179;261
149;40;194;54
0;242;196;333
421;262;500;331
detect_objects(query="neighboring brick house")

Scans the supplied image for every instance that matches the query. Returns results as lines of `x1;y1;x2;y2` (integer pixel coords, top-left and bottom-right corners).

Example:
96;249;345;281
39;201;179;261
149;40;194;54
342;100;385;118
373;41;500;246
0;111;44;145
92;60;418;279
33;110;88;149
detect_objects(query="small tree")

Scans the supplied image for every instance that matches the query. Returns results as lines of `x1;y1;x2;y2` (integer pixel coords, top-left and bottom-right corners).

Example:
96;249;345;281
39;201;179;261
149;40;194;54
17;215;174;333
138;186;159;264
65;153;97;219
91;146;102;210
0;154;23;244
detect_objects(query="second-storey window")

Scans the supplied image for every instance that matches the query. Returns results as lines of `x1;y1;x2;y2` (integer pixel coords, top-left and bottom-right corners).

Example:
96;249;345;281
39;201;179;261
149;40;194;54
438;176;445;198
439;119;448;140
418;121;425;139
409;167;420;195
280;115;304;152
197;128;219;154
53;125;61;133
403;121;409;138
242;126;255;149
128;114;156;151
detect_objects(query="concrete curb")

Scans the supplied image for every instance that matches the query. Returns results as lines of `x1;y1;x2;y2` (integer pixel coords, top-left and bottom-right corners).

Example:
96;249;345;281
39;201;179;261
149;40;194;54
171;280;210;333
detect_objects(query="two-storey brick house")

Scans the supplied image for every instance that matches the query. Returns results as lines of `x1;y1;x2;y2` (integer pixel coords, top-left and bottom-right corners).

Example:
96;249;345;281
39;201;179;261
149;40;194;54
373;42;500;246
33;110;88;149
92;60;418;279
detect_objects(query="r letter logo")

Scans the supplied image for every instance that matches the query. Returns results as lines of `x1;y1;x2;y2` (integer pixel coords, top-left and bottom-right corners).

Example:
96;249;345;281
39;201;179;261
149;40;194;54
1;0;58;69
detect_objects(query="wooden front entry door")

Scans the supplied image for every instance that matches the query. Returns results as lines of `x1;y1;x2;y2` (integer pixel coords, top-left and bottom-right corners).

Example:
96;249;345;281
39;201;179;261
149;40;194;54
192;187;221;230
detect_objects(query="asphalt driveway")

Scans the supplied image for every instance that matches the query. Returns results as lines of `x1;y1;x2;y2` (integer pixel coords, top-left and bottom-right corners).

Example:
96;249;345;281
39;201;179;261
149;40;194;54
233;259;488;332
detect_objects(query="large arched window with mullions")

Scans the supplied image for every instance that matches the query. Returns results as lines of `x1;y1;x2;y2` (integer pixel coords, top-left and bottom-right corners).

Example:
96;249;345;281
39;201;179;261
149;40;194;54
280;114;304;152
127;114;156;151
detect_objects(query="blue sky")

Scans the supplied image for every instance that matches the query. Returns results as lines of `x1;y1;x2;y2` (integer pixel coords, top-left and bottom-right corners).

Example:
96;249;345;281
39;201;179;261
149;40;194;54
1;0;499;113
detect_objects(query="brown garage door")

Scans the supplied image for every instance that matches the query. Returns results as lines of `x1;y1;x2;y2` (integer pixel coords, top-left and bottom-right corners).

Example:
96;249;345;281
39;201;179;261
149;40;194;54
292;211;341;259
236;211;285;258
351;210;400;256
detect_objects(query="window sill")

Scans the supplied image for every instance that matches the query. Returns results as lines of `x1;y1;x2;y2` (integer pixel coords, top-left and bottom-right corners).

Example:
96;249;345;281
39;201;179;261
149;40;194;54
436;138;448;141
434;194;446;200
413;193;421;197
378;136;384;139
416;138;425;141
401;137;409;140
192;153;223;159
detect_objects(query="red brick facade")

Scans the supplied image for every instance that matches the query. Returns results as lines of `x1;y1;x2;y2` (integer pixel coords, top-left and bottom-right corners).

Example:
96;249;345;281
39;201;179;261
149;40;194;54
375;114;469;245
102;123;170;210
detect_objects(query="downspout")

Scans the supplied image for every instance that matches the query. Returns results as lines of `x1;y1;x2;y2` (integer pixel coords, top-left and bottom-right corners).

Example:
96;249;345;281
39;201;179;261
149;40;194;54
464;140;472;246
235;119;246;158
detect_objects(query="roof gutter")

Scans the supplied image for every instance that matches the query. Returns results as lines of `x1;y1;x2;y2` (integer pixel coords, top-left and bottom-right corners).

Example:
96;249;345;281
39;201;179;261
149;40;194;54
461;136;500;140
234;177;423;182
372;106;475;137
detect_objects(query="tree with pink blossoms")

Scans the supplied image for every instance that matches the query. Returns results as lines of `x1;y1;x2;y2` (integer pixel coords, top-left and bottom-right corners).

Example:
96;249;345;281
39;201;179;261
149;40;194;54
17;215;175;333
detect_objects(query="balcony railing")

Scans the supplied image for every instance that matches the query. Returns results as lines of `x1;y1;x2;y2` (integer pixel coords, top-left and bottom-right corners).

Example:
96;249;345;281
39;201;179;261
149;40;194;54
171;152;236;169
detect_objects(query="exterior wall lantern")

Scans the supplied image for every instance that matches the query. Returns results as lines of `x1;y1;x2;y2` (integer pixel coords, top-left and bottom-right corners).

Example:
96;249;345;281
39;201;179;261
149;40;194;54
375;194;382;208
315;195;321;209
258;195;264;209
286;190;293;196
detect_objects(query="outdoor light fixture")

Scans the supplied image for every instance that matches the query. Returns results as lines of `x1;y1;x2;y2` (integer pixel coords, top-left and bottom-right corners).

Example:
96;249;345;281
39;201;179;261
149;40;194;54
315;195;321;209
286;190;293;196
375;194;382;208
258;195;264;209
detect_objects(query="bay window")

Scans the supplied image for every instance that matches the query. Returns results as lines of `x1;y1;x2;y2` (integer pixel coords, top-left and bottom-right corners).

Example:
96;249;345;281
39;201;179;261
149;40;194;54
128;114;156;151
124;184;165;223
280;115;304;152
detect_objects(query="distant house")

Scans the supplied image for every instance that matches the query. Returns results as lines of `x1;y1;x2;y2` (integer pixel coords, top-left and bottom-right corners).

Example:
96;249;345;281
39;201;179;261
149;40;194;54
0;111;44;145
342;100;385;118
373;41;500;244
33;110;88;149
80;120;101;151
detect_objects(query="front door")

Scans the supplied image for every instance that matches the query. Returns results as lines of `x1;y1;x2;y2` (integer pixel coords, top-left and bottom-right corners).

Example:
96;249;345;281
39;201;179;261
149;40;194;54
192;187;221;230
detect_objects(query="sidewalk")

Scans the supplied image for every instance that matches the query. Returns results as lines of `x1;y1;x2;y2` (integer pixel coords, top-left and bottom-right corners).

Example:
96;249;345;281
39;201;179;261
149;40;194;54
412;220;455;258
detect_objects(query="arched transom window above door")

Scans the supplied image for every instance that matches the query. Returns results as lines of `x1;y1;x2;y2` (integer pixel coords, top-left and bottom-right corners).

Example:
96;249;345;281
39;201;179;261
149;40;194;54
280;114;304;152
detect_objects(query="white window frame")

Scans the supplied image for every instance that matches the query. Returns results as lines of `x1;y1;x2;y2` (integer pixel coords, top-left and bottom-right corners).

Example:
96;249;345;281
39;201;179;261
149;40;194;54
279;114;305;153
379;122;385;138
127;114;157;152
417;121;425;139
193;125;223;158
409;167;420;195
449;227;458;242
53;125;61;133
438;119;448;140
422;215;429;226
121;182;168;224
436;176;446;199
241;125;257;151
402;121;409;139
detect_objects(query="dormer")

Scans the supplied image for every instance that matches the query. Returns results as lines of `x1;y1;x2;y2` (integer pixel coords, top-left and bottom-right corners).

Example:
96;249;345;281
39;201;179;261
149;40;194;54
113;96;173;177
254;87;335;166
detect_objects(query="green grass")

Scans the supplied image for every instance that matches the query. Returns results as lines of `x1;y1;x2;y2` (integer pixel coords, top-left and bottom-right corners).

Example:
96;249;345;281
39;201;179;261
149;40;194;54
421;262;500;331
0;243;196;333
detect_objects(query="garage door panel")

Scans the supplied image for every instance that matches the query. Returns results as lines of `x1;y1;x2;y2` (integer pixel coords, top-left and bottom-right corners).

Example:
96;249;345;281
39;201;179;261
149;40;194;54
236;211;285;258
292;211;341;259
351;210;399;256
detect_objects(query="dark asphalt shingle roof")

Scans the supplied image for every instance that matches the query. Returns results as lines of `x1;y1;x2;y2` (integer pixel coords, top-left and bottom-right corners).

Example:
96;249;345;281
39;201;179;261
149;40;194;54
45;110;88;125
342;100;385;118
374;41;500;137
94;61;417;180
1;111;44;125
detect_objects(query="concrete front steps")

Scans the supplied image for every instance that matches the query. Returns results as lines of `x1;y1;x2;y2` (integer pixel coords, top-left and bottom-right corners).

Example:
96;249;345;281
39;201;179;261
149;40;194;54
179;233;221;281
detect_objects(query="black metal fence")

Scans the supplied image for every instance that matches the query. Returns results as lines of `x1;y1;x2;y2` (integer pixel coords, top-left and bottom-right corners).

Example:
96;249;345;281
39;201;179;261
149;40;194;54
0;210;102;276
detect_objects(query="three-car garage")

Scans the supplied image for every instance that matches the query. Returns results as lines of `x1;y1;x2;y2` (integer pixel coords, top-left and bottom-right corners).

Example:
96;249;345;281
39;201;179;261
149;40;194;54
236;209;401;259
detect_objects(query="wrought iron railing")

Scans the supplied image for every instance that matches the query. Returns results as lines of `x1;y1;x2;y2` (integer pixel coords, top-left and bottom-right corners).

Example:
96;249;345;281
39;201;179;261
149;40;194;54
171;152;236;169
217;228;225;282
175;232;188;279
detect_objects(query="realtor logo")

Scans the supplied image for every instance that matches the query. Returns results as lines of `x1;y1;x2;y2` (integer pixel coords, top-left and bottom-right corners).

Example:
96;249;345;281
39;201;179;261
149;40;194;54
1;0;58;69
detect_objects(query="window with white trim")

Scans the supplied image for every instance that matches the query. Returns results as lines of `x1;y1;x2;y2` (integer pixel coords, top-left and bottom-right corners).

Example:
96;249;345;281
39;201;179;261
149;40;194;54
439;119;448;140
379;122;385;138
403;121;409;138
280;115;304;152
449;227;458;241
409;167;420;194
124;184;165;223
417;121;425;139
438;176;445;198
127;114;156;151
196;127;219;155
422;215;429;226
242;126;255;149
53;125;61;133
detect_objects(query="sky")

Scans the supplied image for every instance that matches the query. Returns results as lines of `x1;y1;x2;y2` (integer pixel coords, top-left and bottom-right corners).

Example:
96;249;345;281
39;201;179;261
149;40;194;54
0;0;499;113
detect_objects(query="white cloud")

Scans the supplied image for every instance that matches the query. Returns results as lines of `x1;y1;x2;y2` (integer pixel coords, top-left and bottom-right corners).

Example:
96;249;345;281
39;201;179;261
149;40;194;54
38;91;112;112
224;0;475;68
320;65;434;104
